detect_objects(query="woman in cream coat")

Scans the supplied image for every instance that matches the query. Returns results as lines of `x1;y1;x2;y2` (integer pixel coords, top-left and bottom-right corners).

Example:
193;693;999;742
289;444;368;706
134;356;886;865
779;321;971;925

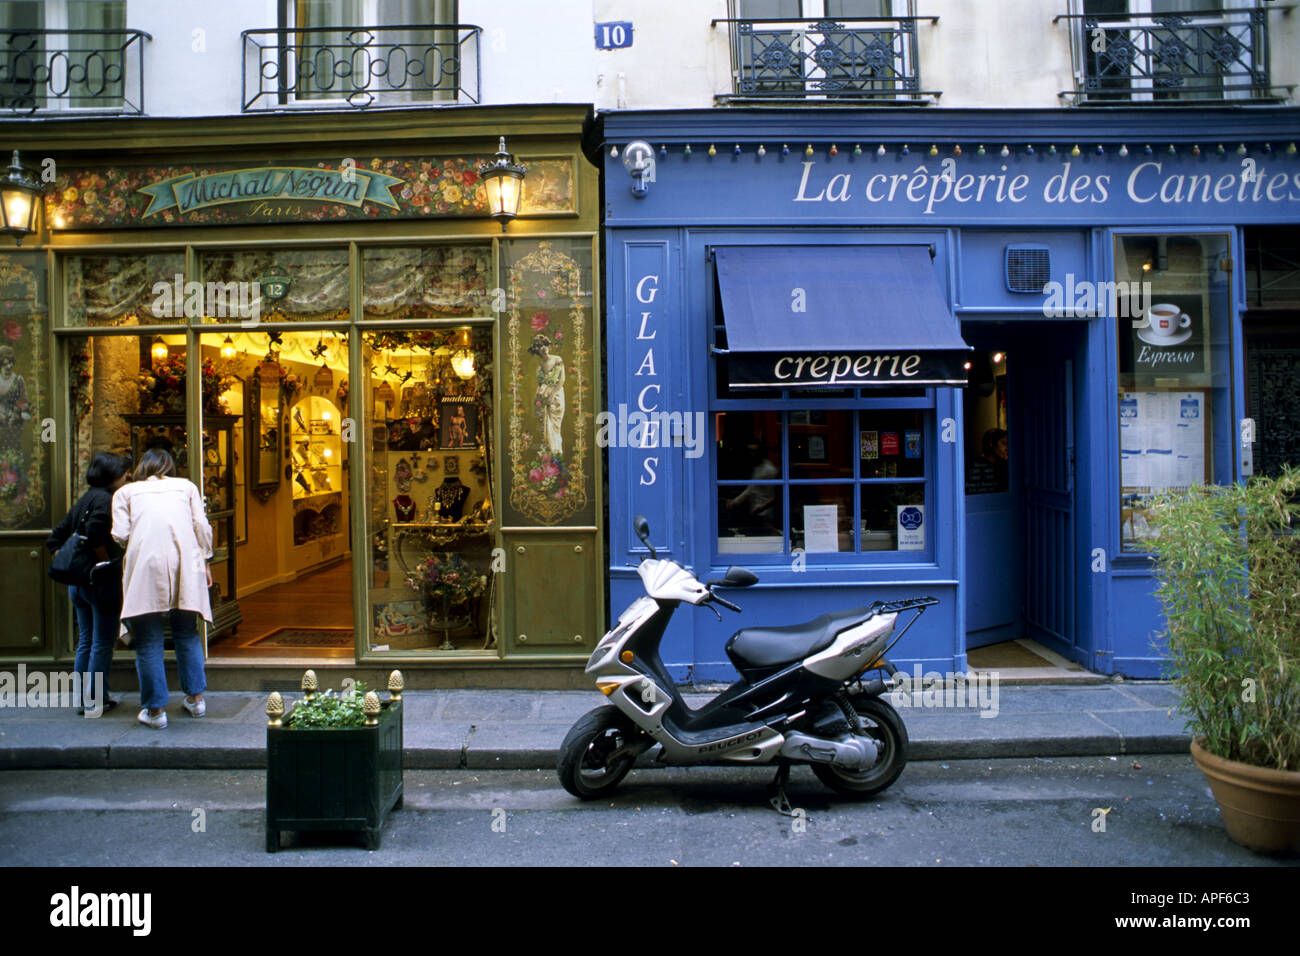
112;448;213;730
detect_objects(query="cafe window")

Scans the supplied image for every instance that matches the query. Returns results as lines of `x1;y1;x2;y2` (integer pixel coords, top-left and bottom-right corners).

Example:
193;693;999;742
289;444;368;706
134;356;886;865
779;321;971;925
715;407;930;558
1114;232;1233;553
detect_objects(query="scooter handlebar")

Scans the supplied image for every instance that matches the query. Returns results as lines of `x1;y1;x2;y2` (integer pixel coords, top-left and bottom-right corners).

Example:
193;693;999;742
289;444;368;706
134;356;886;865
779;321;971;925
710;593;742;613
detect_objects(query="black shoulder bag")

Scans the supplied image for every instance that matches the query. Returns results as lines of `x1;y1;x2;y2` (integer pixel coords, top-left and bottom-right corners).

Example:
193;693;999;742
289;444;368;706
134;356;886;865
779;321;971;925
49;509;95;586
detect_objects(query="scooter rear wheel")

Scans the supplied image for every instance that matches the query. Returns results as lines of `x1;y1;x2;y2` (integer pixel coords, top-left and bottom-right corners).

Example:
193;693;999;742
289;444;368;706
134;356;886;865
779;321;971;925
812;695;909;797
557;706;641;799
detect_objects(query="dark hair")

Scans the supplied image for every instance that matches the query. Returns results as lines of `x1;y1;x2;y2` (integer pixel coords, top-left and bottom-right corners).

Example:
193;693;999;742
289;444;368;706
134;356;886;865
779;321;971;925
133;448;177;481
528;334;552;357
144;433;175;454
85;453;131;489
981;428;1008;458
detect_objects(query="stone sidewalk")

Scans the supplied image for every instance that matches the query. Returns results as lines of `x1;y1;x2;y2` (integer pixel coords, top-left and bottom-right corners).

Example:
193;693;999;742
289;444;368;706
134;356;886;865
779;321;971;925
0;681;1191;771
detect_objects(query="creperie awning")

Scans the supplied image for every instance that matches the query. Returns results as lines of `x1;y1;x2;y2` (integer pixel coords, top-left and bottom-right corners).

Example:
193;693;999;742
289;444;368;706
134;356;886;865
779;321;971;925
714;245;971;389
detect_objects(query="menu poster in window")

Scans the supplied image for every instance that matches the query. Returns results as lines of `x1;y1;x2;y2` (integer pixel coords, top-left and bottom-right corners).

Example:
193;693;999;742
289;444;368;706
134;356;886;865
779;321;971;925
1120;389;1208;551
904;430;921;459
1120;293;1208;381
860;431;879;459
881;432;900;456
803;504;840;553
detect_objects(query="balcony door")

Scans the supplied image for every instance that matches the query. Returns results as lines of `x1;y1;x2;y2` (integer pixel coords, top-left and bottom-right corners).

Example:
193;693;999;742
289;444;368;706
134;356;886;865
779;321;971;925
0;0;128;111
285;0;458;107
730;0;911;99
1078;0;1261;102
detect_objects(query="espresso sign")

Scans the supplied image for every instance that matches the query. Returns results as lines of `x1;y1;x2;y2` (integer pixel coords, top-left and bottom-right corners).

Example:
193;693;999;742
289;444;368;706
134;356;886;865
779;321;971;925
727;349;969;388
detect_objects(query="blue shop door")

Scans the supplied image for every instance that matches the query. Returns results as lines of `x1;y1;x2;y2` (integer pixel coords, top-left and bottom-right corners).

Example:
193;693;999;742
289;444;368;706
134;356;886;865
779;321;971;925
963;350;1022;648
1022;356;1076;652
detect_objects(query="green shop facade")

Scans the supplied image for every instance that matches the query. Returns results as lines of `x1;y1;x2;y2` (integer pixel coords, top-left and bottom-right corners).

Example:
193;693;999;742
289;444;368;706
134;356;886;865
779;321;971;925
0;105;605;688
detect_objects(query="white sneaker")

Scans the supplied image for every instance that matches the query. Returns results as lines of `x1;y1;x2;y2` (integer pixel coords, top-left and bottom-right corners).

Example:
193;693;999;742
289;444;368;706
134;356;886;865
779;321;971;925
138;708;168;730
182;696;205;718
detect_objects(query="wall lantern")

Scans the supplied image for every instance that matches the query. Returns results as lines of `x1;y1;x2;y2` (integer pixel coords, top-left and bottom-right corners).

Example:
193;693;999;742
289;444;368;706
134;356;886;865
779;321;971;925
150;336;169;363
0;150;43;245
478;136;527;230
622;141;656;199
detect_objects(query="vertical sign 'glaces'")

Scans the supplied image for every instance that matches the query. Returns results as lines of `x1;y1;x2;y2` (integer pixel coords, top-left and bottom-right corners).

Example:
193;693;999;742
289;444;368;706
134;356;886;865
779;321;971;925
634;273;660;488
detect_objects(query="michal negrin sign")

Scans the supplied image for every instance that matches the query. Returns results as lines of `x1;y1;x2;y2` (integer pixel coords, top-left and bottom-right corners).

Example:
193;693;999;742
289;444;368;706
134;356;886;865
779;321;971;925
728;349;969;388
140;166;404;217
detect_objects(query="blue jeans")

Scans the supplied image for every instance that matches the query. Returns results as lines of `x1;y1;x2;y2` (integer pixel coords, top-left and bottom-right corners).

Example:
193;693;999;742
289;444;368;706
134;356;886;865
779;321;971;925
130;610;206;711
70;584;117;707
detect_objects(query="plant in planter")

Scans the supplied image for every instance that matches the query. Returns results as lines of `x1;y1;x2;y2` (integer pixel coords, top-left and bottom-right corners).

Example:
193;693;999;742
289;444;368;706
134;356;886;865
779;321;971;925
1150;469;1300;855
265;669;405;852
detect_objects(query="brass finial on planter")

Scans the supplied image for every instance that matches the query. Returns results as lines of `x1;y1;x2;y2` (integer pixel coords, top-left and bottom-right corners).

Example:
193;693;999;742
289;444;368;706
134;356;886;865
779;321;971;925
388;670;404;701
301;669;318;699
363;691;381;726
266;691;284;727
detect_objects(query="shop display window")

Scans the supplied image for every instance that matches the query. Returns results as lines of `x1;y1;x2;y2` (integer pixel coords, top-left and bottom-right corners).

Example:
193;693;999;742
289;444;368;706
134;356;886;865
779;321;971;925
363;325;495;652
1114;233;1233;553
64;253;186;327
199;249;350;323
0;251;49;529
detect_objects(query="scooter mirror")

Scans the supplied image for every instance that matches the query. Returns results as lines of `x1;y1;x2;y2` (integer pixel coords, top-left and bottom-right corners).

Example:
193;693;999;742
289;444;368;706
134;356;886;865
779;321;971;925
707;566;759;588
633;514;655;558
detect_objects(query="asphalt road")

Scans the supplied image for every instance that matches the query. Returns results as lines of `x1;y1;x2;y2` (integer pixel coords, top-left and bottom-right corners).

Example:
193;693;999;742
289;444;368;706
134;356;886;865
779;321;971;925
2;755;1294;867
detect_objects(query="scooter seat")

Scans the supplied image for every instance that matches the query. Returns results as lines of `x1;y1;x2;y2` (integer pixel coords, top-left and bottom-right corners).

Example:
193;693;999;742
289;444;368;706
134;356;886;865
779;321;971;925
726;606;873;670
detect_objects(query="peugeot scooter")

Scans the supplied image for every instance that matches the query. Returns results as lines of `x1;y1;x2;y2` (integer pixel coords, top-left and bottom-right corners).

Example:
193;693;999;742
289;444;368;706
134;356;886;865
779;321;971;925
557;515;937;807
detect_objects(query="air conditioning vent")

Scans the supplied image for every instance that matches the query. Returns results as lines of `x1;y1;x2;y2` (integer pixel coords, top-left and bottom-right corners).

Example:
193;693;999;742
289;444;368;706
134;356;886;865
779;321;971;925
1005;245;1051;293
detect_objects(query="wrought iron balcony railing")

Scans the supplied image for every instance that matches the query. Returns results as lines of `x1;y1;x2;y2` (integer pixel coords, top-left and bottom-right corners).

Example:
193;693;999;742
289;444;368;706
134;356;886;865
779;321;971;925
712;16;940;104
0;29;150;115
242;24;480;111
1055;7;1291;104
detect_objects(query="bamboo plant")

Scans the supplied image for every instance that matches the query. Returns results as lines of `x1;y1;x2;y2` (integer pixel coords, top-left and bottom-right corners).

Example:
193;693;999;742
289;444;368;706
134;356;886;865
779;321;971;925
1149;468;1300;772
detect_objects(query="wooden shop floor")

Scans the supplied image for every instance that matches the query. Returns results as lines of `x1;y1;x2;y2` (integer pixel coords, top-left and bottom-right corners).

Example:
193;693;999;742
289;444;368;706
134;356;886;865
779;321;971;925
207;560;356;661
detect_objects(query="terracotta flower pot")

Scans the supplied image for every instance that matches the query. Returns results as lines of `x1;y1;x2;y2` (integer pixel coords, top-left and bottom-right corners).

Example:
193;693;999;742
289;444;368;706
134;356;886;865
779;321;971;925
1191;738;1300;856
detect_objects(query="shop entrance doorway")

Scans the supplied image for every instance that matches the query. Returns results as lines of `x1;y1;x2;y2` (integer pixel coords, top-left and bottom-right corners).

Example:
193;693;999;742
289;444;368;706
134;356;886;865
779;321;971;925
962;322;1084;665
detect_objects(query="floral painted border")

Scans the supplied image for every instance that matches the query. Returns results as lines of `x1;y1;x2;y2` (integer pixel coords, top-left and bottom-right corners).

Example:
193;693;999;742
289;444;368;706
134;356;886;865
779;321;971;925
0;256;47;529
45;156;575;229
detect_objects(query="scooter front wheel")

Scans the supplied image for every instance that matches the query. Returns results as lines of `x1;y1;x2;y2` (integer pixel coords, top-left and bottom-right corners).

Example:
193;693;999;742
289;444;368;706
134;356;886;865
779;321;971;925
812;695;909;797
557;706;642;800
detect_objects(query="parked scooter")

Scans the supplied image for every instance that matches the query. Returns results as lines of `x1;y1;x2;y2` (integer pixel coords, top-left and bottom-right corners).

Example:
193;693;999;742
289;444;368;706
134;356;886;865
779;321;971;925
557;515;937;808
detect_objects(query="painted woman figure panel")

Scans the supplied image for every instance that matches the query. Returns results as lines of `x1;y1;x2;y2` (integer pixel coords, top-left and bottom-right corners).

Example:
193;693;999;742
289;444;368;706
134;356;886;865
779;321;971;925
529;334;565;457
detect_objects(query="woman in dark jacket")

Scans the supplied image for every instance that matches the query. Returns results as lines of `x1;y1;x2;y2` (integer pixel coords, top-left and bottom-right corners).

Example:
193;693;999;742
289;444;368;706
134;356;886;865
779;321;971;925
46;453;131;716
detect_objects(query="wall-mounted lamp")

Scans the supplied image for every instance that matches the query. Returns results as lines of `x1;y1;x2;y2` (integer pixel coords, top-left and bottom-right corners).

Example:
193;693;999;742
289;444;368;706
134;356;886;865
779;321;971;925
0;150;43;245
478;137;527;231
622;140;656;199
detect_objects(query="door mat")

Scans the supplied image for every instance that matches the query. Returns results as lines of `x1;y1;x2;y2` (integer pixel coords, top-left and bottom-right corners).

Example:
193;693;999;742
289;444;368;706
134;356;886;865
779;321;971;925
967;641;1054;669
247;627;355;648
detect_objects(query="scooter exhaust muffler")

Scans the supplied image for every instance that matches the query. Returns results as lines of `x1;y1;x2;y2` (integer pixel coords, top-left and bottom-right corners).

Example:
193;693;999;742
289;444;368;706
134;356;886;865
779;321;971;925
779;731;879;770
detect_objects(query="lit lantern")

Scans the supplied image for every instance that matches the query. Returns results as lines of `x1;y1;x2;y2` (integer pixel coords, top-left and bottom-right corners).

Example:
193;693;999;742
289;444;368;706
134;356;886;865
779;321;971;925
220;335;236;360
451;349;476;380
150;336;169;363
0;151;42;245
478;137;527;231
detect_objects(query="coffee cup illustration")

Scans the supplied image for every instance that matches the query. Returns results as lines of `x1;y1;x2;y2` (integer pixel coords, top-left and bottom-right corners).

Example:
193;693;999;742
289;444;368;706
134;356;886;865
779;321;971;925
1146;303;1190;339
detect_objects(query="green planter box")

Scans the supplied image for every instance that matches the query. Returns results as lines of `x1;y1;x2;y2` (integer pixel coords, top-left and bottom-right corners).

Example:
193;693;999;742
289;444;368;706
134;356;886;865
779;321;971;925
266;699;404;852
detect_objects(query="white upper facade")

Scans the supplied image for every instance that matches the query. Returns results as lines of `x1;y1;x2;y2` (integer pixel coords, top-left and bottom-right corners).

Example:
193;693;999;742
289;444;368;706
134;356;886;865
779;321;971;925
0;0;1293;117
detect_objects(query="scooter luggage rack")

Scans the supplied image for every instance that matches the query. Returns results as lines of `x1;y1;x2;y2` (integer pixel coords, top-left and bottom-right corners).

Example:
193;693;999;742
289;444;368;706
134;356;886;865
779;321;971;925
866;596;939;667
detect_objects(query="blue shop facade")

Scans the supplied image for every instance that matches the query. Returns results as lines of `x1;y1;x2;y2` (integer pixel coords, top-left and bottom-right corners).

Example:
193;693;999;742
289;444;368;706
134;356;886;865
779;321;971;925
598;108;1300;681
